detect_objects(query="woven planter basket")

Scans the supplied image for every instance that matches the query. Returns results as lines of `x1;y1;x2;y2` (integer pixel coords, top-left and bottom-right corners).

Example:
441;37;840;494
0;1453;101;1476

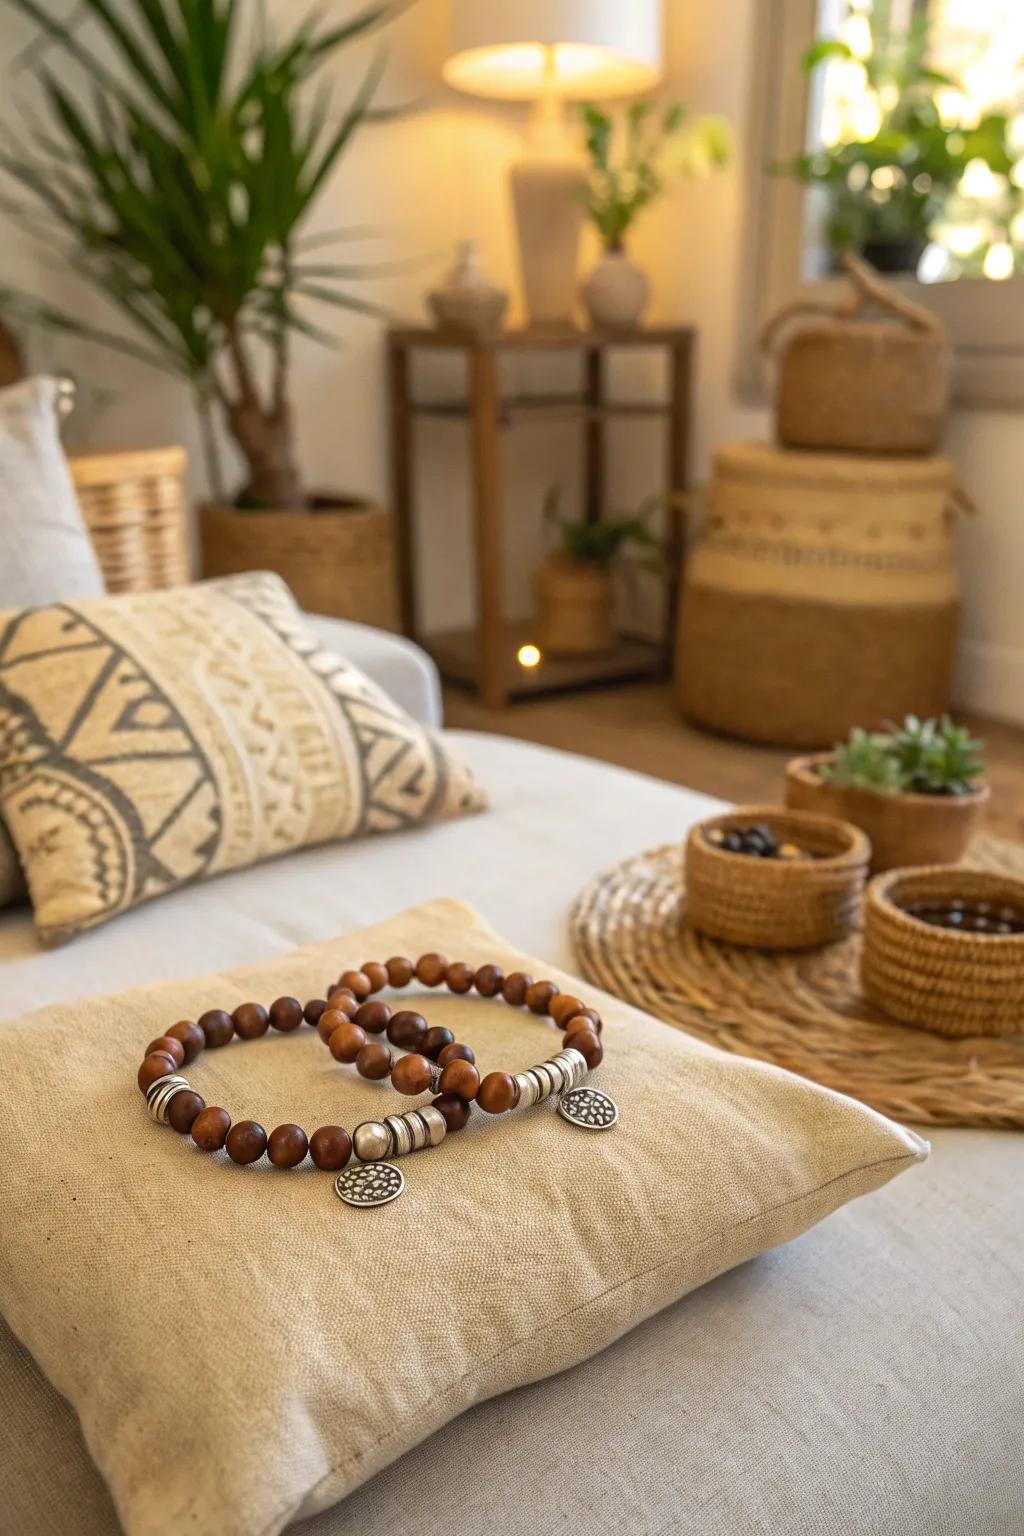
786;753;989;871
685;805;870;950
761;254;951;455
676;441;965;746
863;867;1024;1038
70;447;191;594
200;498;398;630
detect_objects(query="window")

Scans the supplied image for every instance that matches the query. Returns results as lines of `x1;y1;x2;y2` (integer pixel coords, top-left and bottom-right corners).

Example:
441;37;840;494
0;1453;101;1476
738;0;1024;405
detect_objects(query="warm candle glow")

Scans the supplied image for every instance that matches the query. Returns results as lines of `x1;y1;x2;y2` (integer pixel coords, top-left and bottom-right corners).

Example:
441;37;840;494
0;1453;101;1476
517;643;543;669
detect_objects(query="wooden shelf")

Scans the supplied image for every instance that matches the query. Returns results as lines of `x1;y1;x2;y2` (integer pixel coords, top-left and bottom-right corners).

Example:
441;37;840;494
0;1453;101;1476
411;395;671;425
426;625;668;700
389;324;694;353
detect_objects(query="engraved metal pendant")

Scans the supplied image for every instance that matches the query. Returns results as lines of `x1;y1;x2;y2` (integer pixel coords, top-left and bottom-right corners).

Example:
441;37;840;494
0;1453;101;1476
557;1086;619;1130
335;1161;405;1208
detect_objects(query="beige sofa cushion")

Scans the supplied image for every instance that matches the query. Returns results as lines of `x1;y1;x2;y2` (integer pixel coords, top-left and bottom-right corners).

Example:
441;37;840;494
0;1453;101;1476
0;898;926;1536
0;572;483;943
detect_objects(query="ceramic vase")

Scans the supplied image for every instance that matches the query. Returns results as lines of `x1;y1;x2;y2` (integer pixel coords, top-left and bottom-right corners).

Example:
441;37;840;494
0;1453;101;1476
582;247;649;331
428;240;508;338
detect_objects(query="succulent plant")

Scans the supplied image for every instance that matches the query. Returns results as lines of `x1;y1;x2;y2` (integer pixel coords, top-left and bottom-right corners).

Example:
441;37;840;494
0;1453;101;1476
822;716;985;797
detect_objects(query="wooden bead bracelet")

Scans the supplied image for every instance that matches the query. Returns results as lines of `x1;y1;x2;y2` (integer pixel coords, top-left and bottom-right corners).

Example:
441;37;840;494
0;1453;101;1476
137;953;616;1208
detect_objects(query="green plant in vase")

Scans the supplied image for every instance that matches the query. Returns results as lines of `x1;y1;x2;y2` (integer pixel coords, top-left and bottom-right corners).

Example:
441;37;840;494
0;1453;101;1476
780;1;1018;274
0;0;402;511
536;488;668;657
822;716;985;797
579;101;729;330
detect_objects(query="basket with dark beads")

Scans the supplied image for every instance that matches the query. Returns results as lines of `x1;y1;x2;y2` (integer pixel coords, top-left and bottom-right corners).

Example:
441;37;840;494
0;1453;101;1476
685;805;871;950
864;867;1024;1038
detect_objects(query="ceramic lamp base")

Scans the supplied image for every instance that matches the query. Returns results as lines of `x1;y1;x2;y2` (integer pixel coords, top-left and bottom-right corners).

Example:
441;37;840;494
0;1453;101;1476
510;153;585;328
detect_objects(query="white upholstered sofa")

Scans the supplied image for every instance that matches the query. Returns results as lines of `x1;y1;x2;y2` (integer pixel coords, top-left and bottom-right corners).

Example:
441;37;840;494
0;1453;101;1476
1;617;1020;1536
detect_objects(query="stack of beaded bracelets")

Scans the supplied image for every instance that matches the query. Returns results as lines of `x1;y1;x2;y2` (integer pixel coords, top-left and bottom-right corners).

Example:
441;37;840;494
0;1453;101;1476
137;952;617;1208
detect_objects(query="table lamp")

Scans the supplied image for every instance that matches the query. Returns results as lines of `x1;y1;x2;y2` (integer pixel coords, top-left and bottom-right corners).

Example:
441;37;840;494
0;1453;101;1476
444;0;663;329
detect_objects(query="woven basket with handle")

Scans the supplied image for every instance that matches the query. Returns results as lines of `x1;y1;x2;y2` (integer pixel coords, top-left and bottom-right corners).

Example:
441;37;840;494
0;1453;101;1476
70;446;191;594
761;253;952;455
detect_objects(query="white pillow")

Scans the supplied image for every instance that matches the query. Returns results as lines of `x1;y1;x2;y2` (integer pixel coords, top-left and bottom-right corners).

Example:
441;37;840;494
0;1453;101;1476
0;376;104;608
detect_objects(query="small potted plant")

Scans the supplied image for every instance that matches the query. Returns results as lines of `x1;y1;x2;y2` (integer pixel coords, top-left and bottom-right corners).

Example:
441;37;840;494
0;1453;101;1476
536;488;665;656
580;101;729;330
785;716;989;871
780;8;1018;274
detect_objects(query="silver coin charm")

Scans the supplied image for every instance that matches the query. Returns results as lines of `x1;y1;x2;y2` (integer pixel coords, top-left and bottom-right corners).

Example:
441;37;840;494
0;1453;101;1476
557;1086;619;1131
335;1161;405;1208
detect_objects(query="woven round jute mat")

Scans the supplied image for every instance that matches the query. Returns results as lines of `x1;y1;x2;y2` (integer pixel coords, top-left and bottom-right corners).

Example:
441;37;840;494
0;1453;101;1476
570;835;1024;1130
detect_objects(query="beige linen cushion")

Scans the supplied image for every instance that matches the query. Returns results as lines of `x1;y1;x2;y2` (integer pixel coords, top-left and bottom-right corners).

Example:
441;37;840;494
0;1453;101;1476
0;572;483;943
0;898;926;1536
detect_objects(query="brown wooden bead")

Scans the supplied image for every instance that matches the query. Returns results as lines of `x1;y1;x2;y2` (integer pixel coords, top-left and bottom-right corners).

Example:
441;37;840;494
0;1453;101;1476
415;952;448;986
232;1002;269;1040
144;1034;185;1068
310;1125;352;1171
354;1000;391;1035
572;1005;603;1035
477;1071;517;1115
329;1022;367;1064
564;1026;602;1068
446;961;475;994
474;963;505;998
387;1010;427;1049
432;1093;472;1132
385;955;414;987
167;1019;204;1063
526;979;559;1015
339;969;372;1001
326;988;359;1016
356;1042;393;1080
549;994;586;1028
191;1106;231;1152
360;962;389;993
138;1052;178;1093
439;1058;481;1101
267;1123;308;1168
167;1090;205;1134
226;1120;267;1165
438;1041;475;1066
391;1052;433;1095
269;996;304;1032
303;998;327;1027
198;1009;234;1049
421;1026;455;1061
318;1007;354;1045
502;971;533;1006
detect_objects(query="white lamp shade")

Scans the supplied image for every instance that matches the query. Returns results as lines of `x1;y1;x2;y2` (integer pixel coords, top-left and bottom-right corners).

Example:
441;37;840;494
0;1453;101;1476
444;0;663;100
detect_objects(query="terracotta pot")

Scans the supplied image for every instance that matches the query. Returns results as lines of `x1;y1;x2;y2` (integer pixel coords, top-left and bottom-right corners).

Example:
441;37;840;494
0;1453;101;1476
785;752;989;872
536;554;614;655
200;495;398;630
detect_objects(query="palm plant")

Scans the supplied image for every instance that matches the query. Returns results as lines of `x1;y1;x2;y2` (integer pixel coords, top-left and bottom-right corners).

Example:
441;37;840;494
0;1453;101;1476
0;0;403;508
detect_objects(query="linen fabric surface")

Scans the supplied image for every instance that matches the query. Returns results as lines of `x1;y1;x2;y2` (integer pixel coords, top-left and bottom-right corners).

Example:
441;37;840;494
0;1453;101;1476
0;375;105;610
0;898;926;1536
0;572;483;944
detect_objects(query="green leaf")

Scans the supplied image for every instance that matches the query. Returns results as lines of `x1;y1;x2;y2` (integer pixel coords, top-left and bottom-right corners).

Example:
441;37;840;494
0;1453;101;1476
801;39;855;73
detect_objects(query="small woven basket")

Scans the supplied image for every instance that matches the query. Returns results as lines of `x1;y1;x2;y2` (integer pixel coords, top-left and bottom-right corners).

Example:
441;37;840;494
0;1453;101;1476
863;867;1024;1038
70;447;191;593
685;805;871;950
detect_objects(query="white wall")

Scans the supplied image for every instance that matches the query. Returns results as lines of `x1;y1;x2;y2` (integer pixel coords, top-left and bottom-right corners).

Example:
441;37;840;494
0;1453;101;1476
3;0;1021;722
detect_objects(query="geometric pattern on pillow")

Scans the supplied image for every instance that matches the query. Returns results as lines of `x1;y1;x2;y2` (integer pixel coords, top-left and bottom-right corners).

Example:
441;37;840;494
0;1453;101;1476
0;573;485;943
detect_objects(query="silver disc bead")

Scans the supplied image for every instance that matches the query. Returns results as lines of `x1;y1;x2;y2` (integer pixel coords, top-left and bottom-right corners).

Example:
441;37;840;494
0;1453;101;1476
384;1115;414;1158
514;1071;540;1108
536;1062;564;1098
416;1104;448;1147
405;1111;429;1151
529;1066;553;1102
146;1075;191;1123
556;1048;587;1087
353;1120;392;1162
